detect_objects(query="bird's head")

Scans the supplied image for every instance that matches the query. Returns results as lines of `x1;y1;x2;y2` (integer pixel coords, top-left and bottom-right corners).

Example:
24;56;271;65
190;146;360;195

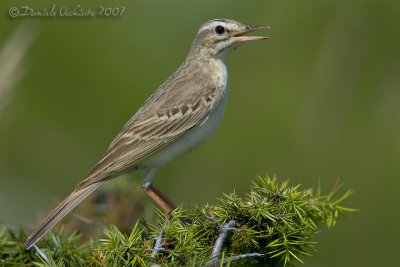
190;19;269;59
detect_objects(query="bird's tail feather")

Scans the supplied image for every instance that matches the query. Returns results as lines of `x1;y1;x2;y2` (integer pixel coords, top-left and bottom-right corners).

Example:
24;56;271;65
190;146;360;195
25;182;102;249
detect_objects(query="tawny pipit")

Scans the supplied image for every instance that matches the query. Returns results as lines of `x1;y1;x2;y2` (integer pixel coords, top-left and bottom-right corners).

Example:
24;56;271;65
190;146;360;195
25;19;268;248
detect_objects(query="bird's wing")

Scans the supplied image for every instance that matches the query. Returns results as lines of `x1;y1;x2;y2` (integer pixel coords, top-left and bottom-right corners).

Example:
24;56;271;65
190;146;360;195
76;84;220;189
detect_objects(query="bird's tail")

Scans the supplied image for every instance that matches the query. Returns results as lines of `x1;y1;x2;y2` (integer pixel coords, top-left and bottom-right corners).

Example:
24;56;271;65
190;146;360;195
25;182;102;249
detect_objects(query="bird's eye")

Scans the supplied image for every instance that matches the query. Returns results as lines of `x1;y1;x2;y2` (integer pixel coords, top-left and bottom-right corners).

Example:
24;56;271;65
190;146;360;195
215;25;225;35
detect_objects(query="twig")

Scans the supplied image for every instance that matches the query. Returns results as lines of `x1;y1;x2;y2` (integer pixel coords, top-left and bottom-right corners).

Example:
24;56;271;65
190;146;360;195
33;245;49;265
206;220;236;266
151;230;164;258
221;253;264;264
204;215;217;222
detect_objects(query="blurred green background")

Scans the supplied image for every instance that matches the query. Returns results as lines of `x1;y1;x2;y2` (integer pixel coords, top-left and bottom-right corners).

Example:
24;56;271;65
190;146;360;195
1;0;399;266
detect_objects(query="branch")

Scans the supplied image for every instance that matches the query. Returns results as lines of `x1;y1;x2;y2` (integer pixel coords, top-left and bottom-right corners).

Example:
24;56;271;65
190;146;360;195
222;253;265;264
0;176;354;266
151;230;164;258
206;220;236;266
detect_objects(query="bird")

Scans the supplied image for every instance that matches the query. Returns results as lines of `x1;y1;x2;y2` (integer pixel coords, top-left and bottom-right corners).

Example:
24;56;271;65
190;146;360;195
25;18;268;249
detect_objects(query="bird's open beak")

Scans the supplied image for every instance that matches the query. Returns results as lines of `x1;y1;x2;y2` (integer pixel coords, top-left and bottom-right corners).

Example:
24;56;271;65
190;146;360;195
233;25;270;42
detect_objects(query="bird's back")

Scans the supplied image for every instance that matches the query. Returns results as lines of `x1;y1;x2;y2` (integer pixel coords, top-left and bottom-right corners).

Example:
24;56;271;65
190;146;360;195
78;56;228;188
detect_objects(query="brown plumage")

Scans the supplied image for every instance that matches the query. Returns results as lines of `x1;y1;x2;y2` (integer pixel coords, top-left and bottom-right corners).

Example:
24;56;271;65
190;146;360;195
25;19;268;249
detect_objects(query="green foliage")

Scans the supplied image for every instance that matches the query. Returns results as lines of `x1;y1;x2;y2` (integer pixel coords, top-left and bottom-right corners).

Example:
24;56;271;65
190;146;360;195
0;176;354;266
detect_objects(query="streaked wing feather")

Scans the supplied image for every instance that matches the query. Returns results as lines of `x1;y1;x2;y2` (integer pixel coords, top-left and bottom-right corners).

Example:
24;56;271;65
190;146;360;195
76;97;214;189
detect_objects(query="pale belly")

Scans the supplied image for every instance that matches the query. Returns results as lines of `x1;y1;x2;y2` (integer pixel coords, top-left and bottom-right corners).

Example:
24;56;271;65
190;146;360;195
141;88;228;169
